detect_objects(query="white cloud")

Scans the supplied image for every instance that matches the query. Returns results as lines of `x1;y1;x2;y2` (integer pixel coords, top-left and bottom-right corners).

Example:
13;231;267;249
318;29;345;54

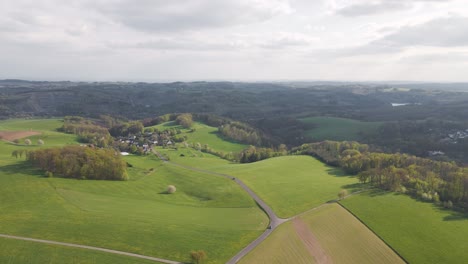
0;0;468;81
331;0;451;16
93;0;294;32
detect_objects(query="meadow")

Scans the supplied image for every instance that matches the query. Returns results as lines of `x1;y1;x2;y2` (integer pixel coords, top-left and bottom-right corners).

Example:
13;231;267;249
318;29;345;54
239;203;404;264
155;150;363;219
341;191;468;264
300;116;382;141
200;156;362;218
0;119;267;264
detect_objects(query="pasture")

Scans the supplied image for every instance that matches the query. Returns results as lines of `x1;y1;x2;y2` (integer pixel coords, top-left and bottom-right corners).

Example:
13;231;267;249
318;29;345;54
341;191;468;264
300;116;382;141
157;152;363;218
239;203;404;264
208;155;362;218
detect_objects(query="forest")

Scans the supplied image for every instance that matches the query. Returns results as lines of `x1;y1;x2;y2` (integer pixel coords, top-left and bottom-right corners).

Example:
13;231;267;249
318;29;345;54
294;141;468;210
26;145;128;180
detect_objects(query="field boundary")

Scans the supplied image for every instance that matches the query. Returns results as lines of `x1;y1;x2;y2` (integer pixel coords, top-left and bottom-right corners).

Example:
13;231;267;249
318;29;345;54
0;234;182;264
337;201;409;264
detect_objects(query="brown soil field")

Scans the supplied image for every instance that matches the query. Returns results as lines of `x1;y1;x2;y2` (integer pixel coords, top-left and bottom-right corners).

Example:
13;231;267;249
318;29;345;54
292;218;333;264
0;131;40;141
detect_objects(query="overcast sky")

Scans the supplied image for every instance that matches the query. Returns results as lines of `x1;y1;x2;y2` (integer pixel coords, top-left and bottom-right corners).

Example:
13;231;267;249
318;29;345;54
1;0;468;82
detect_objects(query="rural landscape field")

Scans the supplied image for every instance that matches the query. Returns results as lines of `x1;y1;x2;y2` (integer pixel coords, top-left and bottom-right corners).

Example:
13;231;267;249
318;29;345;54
2;0;468;263
1;113;467;263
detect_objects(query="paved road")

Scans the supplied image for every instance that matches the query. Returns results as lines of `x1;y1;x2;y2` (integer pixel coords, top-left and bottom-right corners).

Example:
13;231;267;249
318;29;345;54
152;150;288;264
0;234;182;264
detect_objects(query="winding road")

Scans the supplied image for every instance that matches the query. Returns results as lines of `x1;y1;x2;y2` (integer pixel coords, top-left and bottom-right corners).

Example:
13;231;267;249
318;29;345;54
153;150;289;264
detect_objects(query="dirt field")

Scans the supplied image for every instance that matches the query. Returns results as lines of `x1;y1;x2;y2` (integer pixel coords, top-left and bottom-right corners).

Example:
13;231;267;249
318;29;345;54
293;218;332;264
0;131;40;141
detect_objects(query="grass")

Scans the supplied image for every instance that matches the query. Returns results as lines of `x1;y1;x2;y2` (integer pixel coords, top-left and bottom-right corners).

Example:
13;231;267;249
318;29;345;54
341;190;468;264
151;121;247;153
160;153;363;218
240;203;404;264
300;116;382;141
0;119;268;264
0;237;160;264
211;156;362;218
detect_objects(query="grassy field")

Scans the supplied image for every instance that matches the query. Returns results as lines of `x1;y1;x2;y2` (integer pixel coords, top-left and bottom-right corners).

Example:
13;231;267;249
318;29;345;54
157;152;363;218
151;121;247;153
300;116;382;141
240;203;404;264
0;119;268;264
341;191;468;264
0;237;160;264
211;156;362;218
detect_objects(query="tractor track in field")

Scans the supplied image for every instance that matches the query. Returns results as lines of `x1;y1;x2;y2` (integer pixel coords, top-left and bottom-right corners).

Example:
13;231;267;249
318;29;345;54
0;234;182;264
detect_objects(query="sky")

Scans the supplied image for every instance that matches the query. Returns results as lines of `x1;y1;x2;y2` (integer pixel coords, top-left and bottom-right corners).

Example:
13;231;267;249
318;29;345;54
1;0;468;82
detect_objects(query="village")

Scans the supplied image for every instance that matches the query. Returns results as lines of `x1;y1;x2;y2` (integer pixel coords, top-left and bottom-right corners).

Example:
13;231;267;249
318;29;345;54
114;128;183;155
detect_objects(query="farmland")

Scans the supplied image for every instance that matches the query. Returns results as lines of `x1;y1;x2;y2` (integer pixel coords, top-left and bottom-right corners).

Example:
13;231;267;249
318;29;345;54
341;191;468;264
239;203;404;264
300;116;382;141
190;155;363;218
154;149;363;218
0;237;160;264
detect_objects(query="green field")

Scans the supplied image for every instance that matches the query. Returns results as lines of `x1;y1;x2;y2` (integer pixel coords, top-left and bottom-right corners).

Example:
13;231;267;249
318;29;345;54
240;203;404;264
341;191;468;264
0;119;268;264
158;152;363;218
210;156;362;218
300;116;382;141
151;121;247;153
239;221;313;264
0;237;160;264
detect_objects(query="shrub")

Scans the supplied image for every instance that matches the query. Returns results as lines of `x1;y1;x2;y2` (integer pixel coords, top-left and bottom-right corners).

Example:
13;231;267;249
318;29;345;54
167;185;176;194
190;250;207;264
338;189;348;200
44;171;53;178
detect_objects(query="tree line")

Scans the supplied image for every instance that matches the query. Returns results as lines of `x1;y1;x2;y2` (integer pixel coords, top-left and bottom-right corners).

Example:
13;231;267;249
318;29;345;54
26;145;128;180
60;116;113;148
294;141;468;211
219;122;262;146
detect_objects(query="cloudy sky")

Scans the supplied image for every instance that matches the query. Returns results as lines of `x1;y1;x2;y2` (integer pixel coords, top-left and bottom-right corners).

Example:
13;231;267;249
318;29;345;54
1;0;468;82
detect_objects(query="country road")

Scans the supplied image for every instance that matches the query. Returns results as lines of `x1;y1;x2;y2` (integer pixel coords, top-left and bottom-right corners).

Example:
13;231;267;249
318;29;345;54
0;234;182;264
152;150;288;264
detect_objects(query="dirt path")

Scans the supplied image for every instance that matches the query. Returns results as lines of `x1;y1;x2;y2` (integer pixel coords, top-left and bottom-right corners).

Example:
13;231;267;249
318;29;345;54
0;131;40;141
0;234;182;264
292;218;333;264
